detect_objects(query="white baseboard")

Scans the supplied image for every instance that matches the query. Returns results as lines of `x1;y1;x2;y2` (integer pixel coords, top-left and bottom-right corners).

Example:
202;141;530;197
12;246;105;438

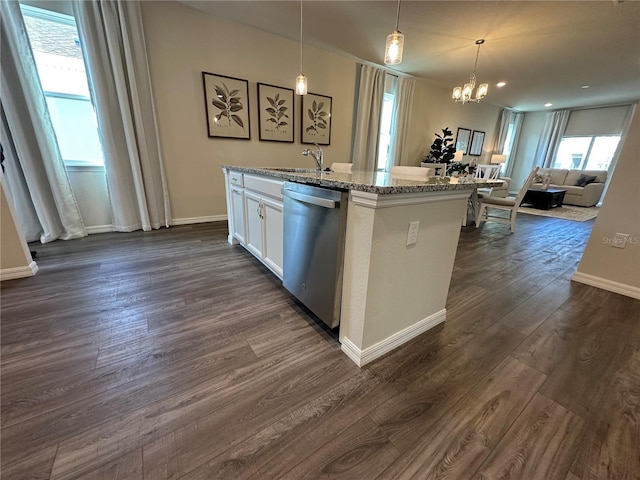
86;225;114;234
1;261;39;281
341;309;447;367
172;215;227;226
572;271;640;300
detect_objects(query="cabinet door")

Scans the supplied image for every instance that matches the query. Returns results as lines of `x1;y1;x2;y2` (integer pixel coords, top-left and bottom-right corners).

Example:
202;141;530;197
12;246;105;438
261;196;283;279
229;186;246;245
244;190;264;259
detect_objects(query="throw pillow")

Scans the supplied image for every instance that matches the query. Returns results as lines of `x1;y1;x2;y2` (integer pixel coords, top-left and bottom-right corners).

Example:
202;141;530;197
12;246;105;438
576;174;597;187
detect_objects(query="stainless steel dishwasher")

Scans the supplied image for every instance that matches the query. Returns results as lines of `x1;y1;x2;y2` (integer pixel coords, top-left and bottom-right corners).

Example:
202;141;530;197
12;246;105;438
282;182;348;328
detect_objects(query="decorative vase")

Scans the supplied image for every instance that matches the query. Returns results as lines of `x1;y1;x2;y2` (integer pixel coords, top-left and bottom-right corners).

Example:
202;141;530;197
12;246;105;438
542;174;551;190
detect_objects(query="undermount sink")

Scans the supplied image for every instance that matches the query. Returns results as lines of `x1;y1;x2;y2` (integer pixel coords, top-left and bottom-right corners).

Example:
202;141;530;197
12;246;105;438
264;167;320;174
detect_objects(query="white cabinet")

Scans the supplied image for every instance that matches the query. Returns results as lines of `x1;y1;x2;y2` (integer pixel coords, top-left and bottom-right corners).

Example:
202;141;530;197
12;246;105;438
244;189;264;258
224;169;246;245
223;169;284;279
229;185;246;245
261;196;283;277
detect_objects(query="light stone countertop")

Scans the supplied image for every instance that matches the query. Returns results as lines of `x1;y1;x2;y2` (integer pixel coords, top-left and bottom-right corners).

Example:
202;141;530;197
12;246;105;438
223;166;504;195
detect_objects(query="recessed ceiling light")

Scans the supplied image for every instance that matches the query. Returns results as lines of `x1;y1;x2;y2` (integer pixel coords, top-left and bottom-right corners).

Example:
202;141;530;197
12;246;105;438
544;103;553;107
581;85;590;89
496;82;506;88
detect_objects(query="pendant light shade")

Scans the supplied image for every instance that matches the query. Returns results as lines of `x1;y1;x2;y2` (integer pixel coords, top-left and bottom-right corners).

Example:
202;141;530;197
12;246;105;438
296;74;307;95
384;0;404;65
296;0;307;95
384;31;404;65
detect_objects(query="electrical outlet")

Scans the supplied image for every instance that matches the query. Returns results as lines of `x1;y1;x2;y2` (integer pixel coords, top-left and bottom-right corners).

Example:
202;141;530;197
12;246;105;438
611;233;629;248
407;221;420;246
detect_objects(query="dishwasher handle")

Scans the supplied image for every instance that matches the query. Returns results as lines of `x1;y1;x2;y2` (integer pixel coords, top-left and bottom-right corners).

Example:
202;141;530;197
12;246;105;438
283;189;339;209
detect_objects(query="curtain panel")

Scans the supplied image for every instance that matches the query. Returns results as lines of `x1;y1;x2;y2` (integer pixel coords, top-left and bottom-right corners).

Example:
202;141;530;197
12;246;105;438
0;1;87;243
73;0;171;232
388;75;415;168
351;64;385;171
533;109;570;168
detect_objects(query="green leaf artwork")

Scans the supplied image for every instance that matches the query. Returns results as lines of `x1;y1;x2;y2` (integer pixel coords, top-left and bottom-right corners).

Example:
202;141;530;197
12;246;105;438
212;83;245;129
265;93;289;131
305;100;328;135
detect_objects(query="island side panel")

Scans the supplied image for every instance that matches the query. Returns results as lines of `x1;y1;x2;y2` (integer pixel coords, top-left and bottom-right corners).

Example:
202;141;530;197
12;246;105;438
340;189;469;366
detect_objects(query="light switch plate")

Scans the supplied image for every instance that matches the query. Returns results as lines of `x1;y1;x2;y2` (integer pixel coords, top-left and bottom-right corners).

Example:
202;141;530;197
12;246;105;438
407;221;419;246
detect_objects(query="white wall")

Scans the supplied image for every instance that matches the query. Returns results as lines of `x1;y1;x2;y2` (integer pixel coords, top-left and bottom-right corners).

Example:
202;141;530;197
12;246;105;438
573;106;640;298
405;77;502;167
1;179;36;280
141;1;357;221
510;111;546;189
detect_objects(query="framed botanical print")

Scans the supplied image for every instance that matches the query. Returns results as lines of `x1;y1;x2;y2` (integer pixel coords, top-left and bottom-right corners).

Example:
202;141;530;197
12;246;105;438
469;130;486;156
455;127;472;154
301;93;332;145
257;83;294;142
202;72;250;139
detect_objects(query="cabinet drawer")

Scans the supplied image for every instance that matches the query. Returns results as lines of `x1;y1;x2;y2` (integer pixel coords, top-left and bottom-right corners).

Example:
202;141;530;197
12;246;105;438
228;172;244;187
244;175;284;201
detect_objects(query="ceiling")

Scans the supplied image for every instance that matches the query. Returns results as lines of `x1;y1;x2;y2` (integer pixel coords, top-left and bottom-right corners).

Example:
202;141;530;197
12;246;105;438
181;0;640;112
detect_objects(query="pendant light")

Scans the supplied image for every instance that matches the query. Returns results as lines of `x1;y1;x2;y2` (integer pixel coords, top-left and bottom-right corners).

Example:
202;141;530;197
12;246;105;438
452;39;489;104
295;0;307;95
384;0;404;65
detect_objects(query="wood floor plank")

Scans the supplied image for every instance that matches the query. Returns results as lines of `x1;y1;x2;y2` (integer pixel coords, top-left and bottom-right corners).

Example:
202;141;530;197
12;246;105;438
377;356;546;480
81;449;143;480
160;374;396;480
48;340;337;479
539;303;634;418
474;393;584;480
571;343;640;480
0;444;58;480
512;300;600;375
278;415;400;480
141;354;358;480
369;323;526;452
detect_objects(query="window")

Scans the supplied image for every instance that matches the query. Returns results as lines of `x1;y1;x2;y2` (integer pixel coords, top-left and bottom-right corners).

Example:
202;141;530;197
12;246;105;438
377;93;395;171
21;4;104;167
552;135;620;170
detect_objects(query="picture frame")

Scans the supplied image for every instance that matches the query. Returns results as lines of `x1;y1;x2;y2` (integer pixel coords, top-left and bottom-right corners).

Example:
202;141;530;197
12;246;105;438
469;130;486;156
301;92;332;145
455;127;472;155
257;83;294;142
202;72;250;139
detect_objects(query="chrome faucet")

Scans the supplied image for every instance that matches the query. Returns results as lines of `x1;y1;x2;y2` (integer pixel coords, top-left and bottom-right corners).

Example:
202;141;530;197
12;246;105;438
302;142;323;171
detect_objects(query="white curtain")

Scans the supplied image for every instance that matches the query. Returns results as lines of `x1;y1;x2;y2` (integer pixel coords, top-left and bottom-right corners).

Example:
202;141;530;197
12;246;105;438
533;109;570;168
0;1;87;243
351;64;385;171
72;0;171;232
388;75;415;168
493;109;524;178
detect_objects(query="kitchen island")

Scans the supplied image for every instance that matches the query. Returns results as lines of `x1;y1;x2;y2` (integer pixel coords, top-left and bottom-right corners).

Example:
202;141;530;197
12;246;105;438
223;166;501;366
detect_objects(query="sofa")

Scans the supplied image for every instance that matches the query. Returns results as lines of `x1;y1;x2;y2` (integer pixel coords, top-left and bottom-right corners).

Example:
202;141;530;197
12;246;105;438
532;168;607;207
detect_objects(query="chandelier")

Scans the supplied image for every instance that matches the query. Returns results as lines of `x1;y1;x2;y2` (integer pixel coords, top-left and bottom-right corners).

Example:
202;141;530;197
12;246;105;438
452;39;488;103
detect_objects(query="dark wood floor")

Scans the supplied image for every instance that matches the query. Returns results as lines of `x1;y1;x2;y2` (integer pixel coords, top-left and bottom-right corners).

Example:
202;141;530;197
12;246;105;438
1;214;638;480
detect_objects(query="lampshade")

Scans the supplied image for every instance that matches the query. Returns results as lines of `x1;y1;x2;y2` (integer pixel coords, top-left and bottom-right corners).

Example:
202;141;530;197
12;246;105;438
384;31;404;65
453;151;464;162
295;0;307;95
384;0;404;66
490;154;507;164
295;74;307;95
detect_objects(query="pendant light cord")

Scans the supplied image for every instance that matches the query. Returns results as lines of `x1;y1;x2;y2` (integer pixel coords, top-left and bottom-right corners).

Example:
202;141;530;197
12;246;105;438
395;0;401;31
299;0;304;73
